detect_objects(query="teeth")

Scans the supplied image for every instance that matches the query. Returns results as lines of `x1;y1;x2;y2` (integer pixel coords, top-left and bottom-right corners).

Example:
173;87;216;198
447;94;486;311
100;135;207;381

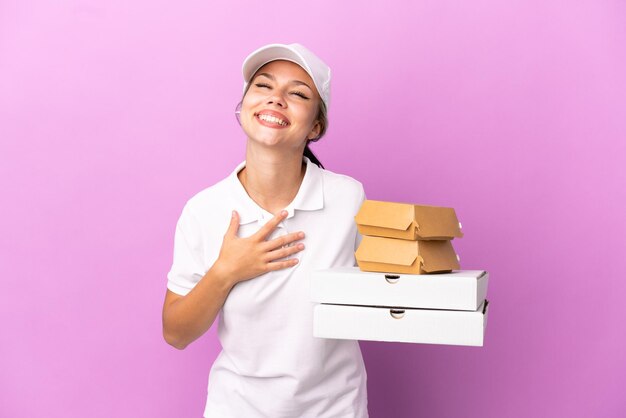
258;114;287;126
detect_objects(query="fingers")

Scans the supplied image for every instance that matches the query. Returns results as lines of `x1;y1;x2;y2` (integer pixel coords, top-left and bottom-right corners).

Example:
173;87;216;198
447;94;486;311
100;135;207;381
254;209;289;241
265;241;305;262
225;210;240;238
266;257;300;271
261;230;305;252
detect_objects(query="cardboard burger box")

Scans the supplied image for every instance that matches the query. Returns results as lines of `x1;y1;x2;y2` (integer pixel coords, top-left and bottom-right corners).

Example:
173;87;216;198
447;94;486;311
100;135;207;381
354;200;464;241
354;200;463;274
311;267;488;311
355;235;460;274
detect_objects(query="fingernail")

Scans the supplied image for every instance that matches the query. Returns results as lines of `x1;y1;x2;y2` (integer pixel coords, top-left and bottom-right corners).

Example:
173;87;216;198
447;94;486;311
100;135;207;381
281;210;288;216
232;210;236;218
299;232;305;238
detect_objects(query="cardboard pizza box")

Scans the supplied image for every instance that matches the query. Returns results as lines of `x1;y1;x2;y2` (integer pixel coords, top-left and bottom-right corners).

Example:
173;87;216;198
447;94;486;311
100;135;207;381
310;267;488;311
313;300;489;347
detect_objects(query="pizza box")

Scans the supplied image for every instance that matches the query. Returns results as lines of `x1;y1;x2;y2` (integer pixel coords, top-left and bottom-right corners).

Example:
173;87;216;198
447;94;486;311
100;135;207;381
313;300;489;347
311;267;488;311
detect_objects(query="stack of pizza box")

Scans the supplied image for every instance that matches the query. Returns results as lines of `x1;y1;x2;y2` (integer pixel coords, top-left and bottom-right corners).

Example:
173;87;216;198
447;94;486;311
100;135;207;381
310;199;490;347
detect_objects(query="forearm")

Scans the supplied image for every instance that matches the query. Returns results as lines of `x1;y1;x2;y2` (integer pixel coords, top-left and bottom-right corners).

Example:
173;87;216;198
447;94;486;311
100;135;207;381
163;263;235;349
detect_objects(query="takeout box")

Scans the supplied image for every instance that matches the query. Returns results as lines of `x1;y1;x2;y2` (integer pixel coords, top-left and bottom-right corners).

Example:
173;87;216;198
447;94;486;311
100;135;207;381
313;300;489;346
310;198;489;346
354;200;464;241
355;235;460;274
310;267;488;311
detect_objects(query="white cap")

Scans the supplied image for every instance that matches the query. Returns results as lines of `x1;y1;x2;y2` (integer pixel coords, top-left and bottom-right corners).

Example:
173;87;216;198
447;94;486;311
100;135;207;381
242;43;331;109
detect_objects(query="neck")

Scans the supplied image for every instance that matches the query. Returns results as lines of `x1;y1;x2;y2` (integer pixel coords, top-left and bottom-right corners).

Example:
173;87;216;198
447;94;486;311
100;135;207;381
237;145;307;215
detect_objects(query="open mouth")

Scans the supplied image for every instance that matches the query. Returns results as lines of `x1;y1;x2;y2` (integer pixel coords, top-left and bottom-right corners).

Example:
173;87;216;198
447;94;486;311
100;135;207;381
255;112;290;127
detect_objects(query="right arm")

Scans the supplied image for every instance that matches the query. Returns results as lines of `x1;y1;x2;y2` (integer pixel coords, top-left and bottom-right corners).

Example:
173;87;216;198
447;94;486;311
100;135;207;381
162;262;233;350
162;209;305;350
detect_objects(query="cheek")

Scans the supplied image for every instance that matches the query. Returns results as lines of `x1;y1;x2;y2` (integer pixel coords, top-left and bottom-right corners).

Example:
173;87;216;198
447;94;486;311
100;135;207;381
238;103;255;132
292;105;317;127
241;92;261;111
240;96;252;113
240;99;257;123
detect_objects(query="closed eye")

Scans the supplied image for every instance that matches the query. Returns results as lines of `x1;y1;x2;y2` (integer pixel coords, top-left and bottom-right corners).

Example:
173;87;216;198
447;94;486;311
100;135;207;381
254;83;309;100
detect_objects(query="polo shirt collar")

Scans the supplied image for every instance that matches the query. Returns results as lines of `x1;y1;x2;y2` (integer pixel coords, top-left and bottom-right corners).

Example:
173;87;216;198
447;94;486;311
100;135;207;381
229;155;324;226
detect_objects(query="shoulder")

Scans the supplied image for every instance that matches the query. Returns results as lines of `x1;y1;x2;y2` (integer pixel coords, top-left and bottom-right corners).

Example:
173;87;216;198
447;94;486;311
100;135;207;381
177;174;232;226
319;166;365;207
321;166;364;195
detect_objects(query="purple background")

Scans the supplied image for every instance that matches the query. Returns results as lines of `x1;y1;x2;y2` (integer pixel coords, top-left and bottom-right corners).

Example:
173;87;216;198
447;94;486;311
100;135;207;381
2;1;625;417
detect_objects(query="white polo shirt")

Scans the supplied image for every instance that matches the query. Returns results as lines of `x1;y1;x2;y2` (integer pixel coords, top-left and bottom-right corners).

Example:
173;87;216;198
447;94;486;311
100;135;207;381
167;155;368;418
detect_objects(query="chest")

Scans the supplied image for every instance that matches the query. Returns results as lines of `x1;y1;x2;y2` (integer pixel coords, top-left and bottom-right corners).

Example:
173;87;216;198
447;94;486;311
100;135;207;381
218;209;358;317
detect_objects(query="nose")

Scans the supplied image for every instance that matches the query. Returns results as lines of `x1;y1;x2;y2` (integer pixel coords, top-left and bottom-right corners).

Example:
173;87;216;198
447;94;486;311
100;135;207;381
266;90;286;108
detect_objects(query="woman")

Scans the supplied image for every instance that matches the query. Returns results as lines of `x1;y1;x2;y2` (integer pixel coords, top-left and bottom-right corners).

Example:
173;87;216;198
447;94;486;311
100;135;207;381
162;43;368;418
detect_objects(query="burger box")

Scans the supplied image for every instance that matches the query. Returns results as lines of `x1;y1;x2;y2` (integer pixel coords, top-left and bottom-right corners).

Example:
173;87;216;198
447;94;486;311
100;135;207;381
313;300;489;346
354;200;464;241
310;267;488;311
355;235;460;274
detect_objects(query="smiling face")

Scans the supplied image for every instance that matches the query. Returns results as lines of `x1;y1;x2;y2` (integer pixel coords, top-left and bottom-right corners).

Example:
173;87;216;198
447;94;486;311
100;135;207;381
239;59;322;151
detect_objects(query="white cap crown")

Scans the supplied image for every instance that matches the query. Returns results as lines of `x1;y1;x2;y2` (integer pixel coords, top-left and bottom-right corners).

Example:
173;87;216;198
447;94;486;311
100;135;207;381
242;43;331;110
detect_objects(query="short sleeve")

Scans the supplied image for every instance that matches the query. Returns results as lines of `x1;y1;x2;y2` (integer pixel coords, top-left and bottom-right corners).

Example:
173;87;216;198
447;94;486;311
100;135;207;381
166;203;206;296
354;183;366;265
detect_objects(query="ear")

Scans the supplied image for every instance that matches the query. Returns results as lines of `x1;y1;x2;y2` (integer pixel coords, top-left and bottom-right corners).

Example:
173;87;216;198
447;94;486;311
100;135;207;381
307;120;322;140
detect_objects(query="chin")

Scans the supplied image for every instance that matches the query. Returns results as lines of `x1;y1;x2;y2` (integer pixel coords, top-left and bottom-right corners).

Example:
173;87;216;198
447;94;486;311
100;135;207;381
249;134;285;147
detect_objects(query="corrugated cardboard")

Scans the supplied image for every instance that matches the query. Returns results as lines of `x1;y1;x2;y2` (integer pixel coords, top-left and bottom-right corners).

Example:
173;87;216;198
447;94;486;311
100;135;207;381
310;267;488;311
355;235;460;274
313;300;489;346
354;200;464;240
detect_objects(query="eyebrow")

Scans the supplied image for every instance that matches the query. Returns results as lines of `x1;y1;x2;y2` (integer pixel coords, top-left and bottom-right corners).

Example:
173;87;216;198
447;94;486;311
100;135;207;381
255;73;313;91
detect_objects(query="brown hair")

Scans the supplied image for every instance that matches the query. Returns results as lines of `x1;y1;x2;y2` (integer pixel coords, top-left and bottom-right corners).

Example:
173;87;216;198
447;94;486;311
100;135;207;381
235;78;327;169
